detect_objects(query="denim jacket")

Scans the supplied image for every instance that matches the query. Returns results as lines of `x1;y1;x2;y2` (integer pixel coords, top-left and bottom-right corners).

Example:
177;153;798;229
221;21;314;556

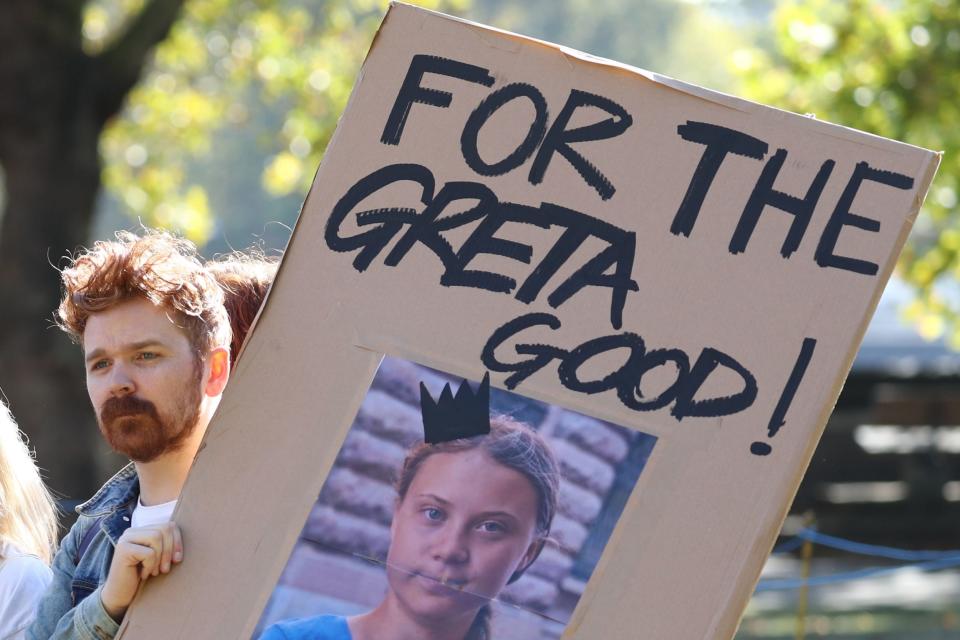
28;464;138;640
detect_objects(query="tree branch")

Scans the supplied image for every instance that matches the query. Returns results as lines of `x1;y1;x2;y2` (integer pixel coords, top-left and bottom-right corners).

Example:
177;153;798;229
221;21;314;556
0;1;86;139
94;0;187;124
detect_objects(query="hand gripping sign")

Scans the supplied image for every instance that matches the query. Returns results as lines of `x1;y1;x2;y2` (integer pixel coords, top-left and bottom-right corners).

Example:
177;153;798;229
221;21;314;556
121;4;939;639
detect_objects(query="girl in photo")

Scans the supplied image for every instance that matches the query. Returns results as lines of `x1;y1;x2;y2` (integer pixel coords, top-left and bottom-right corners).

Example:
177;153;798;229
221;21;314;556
262;416;560;640
0;400;58;639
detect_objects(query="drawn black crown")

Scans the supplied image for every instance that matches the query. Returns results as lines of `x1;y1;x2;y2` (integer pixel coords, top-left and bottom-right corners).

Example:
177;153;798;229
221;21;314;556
420;372;491;444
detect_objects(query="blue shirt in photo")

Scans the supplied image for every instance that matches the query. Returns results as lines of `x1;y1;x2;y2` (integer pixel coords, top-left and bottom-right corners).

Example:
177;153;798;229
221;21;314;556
260;615;352;640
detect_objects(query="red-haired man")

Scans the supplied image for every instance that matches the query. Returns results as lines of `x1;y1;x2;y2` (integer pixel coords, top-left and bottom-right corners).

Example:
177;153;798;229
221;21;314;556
30;230;232;639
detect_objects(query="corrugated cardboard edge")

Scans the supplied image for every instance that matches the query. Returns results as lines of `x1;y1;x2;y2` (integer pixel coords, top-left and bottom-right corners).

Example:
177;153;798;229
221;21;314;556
226;11;402;639
709;148;942;639
387;1;744;115
389;2;937;157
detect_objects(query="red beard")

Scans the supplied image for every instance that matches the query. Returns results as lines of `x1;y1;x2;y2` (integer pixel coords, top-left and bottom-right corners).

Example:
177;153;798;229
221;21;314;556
98;373;201;463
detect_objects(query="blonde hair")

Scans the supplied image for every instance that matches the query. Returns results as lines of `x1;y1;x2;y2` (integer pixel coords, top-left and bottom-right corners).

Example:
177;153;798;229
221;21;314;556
0;400;59;564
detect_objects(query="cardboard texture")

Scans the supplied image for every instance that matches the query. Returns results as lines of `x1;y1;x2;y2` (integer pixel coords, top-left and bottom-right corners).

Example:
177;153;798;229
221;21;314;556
119;4;940;639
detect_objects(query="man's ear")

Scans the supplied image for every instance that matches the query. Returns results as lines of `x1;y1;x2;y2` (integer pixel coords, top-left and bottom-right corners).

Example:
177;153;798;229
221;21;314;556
204;347;230;397
508;537;546;584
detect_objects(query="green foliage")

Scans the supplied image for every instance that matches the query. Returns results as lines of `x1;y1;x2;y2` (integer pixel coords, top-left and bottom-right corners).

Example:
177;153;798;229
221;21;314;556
86;0;467;247
470;0;759;96
469;0;685;69
86;0;753;257
732;0;960;344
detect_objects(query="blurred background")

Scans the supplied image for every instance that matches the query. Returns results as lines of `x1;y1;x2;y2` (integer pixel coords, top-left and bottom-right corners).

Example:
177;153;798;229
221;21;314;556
0;0;957;637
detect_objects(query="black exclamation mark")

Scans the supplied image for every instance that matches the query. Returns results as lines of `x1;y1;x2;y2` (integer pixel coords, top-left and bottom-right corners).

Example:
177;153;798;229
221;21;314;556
751;338;817;456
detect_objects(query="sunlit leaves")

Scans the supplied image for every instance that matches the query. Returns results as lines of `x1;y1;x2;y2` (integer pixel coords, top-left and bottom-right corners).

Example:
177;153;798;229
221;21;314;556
733;0;960;345
89;0;466;244
154;185;215;240
82;0;147;54
263;152;304;196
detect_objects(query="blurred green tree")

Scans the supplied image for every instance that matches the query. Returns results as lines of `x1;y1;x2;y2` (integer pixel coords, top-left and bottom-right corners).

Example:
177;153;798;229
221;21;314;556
469;0;751;90
0;0;463;499
732;0;960;345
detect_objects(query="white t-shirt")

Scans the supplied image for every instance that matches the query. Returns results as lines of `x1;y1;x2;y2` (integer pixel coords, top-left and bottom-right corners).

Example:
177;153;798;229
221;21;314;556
0;542;52;640
130;498;178;528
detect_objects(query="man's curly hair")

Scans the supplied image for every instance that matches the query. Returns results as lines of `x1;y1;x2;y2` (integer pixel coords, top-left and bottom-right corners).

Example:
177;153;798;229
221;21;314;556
57;230;231;357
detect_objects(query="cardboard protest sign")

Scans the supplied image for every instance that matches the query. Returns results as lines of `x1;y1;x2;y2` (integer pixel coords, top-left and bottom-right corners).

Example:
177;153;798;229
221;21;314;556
119;3;940;639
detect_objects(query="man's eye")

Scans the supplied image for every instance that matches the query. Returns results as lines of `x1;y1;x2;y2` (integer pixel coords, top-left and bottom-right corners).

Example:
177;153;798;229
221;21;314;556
90;360;110;371
137;352;159;361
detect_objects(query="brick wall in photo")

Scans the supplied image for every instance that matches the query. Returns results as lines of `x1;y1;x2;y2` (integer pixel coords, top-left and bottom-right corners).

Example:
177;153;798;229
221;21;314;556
260;357;654;637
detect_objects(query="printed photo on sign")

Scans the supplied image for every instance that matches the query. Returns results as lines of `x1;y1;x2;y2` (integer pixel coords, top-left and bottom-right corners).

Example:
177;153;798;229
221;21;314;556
252;356;657;640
